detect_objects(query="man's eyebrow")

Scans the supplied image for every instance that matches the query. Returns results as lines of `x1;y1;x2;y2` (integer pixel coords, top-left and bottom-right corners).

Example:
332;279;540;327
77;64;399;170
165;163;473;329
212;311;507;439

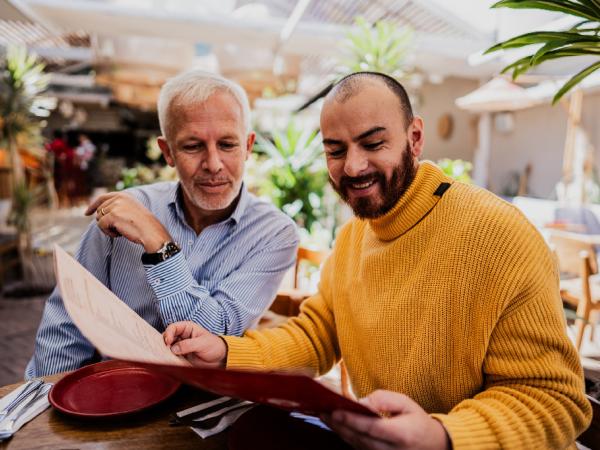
322;126;386;146
218;135;240;140
323;137;343;146
178;136;203;142
354;126;386;141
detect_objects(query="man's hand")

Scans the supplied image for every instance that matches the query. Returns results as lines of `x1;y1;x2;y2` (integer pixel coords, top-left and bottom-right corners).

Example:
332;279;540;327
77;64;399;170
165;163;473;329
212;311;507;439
85;192;172;252
322;390;450;450
163;321;227;368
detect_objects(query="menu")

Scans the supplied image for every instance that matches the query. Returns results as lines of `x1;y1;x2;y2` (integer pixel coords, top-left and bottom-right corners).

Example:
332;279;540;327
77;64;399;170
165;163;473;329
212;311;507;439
54;244;375;416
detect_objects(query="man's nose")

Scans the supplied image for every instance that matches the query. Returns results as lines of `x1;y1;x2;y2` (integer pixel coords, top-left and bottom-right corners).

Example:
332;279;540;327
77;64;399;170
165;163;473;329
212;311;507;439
343;146;369;177
202;146;224;173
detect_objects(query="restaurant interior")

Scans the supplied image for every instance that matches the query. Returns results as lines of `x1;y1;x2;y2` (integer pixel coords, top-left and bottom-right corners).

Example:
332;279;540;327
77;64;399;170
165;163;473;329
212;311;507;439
1;0;600;448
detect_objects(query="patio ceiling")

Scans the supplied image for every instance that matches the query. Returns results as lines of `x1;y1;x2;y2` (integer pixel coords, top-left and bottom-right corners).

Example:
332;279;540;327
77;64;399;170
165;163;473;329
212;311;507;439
0;0;505;109
2;0;597;108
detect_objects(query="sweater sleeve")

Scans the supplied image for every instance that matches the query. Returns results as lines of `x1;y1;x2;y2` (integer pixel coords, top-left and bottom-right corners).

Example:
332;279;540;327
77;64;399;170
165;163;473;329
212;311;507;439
223;253;340;375
433;253;592;448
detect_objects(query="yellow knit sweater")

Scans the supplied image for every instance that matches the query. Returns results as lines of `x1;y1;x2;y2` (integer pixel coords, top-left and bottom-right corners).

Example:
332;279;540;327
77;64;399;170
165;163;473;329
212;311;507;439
224;161;592;449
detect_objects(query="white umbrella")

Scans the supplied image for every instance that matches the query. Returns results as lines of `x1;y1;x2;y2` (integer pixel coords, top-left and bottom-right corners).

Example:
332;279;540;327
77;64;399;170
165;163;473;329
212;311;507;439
455;76;540;112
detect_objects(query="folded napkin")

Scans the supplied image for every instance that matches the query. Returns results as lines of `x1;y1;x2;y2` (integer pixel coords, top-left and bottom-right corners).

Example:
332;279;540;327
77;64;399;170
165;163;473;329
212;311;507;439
173;396;254;439
0;381;52;440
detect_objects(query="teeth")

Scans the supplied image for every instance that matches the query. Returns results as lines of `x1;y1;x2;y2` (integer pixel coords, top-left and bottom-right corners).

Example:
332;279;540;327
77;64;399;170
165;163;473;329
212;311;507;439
352;181;375;189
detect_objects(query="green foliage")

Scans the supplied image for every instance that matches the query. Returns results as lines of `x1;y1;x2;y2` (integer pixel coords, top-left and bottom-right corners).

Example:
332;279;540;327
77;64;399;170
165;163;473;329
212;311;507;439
0;46;50;145
436;159;473;183
116;164;177;190
254;121;328;231
339;16;414;79
7;181;35;232
116;136;175;190
486;0;600;104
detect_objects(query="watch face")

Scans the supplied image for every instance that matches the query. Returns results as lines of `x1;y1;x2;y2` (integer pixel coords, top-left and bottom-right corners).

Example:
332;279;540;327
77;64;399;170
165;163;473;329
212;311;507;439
163;242;181;259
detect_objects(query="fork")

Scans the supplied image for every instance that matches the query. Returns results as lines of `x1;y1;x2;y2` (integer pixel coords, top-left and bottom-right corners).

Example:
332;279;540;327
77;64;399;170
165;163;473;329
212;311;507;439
0;380;43;422
0;383;52;440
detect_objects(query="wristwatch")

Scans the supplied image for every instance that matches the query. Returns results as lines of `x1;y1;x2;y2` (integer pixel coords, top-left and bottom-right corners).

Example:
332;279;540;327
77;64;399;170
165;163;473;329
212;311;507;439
141;241;181;265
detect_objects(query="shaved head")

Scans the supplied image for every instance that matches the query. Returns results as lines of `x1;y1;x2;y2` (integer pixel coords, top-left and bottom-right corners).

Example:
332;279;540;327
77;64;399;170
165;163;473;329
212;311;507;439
326;72;414;129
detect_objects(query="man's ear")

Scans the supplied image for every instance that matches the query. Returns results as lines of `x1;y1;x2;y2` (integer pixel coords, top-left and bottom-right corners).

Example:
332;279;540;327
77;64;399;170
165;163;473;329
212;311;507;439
245;132;256;161
157;136;175;167
407;116;425;158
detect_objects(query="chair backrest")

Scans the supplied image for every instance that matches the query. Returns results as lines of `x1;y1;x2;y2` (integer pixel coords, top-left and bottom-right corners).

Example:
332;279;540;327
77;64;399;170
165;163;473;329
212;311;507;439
293;247;329;289
549;232;598;278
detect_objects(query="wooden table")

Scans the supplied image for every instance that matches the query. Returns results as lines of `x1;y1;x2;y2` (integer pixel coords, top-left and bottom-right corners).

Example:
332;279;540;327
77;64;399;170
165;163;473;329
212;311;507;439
0;374;229;450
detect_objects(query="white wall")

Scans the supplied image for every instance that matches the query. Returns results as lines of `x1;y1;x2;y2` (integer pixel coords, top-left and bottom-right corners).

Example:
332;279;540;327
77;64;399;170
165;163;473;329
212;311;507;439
488;90;600;198
417;77;478;163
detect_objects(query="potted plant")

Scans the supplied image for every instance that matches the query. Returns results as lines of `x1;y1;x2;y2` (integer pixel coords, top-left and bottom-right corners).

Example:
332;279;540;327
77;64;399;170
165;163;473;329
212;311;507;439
0;46;52;286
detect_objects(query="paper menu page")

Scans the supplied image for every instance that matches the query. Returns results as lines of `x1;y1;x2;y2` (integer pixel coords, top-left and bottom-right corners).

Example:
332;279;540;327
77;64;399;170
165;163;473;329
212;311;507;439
53;244;189;367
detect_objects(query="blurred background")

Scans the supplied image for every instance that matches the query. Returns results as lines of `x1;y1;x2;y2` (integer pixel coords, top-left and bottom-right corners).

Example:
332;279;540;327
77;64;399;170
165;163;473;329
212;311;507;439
1;0;600;393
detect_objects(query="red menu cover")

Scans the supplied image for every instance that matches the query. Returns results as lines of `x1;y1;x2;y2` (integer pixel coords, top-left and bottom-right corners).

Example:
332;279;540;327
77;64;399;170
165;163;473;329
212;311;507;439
125;360;376;417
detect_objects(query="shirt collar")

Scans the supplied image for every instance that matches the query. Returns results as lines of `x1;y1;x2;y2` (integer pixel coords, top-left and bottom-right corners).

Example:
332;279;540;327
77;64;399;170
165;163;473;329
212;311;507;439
169;182;249;226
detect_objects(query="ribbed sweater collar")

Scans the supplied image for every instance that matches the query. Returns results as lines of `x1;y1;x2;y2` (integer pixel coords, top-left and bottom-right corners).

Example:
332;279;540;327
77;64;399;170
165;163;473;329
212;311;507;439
369;161;452;241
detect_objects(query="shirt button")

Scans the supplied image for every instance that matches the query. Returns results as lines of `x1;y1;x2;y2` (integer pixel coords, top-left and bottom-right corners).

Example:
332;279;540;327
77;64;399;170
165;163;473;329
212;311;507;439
188;240;193;245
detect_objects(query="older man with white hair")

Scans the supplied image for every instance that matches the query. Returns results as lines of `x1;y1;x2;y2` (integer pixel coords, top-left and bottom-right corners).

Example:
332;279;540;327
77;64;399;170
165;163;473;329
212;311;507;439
26;70;299;377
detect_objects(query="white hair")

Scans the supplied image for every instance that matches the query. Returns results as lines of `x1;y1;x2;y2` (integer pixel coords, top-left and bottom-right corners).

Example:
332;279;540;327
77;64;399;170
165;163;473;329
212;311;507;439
157;70;251;139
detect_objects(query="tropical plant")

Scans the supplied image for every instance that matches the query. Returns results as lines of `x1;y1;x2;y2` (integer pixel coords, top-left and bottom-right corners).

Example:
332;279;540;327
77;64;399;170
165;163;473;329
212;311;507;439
0;47;52;285
437;159;473;183
296;16;415;111
0;47;51;188
339;16;414;79
253;121;329;232
485;0;600;104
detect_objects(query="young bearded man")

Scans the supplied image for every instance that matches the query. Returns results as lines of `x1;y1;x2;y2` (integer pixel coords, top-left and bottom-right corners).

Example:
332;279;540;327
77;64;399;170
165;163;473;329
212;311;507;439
162;72;591;450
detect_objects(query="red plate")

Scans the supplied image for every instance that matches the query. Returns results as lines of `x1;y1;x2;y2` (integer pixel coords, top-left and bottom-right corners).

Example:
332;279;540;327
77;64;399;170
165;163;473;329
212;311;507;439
49;360;181;418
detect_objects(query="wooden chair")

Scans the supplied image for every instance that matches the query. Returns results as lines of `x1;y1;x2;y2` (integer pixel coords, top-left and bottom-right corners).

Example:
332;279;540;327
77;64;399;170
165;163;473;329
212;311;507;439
550;231;600;351
268;246;330;316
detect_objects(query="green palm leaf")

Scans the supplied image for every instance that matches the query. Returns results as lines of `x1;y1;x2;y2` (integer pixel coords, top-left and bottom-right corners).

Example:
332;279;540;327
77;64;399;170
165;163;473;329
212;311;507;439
492;0;599;21
485;31;600;53
489;0;600;104
553;59;600;102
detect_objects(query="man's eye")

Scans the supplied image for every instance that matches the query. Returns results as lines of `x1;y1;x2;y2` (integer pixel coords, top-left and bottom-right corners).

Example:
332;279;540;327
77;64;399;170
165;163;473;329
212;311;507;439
364;141;383;150
220;142;238;150
182;144;202;152
327;149;346;159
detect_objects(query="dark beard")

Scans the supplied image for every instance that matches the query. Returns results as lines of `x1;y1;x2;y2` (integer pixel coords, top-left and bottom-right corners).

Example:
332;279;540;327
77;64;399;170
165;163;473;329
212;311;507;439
330;146;417;219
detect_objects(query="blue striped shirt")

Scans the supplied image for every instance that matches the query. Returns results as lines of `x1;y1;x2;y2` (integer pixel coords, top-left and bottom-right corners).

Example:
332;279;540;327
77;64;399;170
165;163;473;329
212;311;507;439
26;182;299;378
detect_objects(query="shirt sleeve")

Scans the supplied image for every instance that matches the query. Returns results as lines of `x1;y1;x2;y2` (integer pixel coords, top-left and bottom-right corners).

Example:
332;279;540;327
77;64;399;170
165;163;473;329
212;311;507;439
144;222;299;336
432;263;592;448
25;223;112;378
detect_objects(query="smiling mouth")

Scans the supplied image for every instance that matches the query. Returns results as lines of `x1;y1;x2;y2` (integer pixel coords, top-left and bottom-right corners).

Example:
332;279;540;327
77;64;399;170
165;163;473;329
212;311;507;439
350;180;376;190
